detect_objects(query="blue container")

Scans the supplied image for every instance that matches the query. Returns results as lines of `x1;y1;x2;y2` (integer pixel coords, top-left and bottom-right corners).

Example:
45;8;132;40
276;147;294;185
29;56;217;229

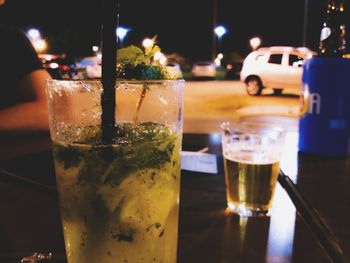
299;57;350;157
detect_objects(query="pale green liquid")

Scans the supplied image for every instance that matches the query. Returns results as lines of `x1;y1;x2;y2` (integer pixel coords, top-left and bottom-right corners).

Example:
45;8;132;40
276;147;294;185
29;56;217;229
53;123;181;263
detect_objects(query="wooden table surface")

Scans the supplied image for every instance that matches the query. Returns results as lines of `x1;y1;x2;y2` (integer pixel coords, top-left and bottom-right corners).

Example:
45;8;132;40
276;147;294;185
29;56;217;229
0;131;349;263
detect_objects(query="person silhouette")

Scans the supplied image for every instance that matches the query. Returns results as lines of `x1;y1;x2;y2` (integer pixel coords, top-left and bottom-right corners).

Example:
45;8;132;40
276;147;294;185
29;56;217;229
0;0;51;134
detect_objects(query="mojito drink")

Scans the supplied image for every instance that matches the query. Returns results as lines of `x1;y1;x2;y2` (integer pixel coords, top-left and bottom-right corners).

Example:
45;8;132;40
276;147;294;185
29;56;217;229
47;43;184;262
53;123;181;263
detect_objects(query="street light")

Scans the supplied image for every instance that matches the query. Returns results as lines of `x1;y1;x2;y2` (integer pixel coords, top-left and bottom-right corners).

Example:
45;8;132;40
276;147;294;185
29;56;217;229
27;28;41;40
116;26;130;47
153;51;167;65
154;51;164;61
26;28;47;53
250;37;261;51
214;25;227;55
214;53;224;66
214;26;226;39
32;39;47;53
142;38;154;49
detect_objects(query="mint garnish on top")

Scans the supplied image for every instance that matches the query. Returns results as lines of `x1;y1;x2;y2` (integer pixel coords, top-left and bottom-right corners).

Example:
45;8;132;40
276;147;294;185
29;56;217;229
116;37;182;80
53;123;178;186
115;37;183;122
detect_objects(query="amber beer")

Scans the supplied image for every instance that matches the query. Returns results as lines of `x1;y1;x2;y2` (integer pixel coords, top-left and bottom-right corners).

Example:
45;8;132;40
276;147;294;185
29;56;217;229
223;154;280;216
221;121;285;217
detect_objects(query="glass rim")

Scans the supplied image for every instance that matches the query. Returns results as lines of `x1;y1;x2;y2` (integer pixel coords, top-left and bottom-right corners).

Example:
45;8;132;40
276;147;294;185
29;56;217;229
220;121;286;134
46;79;185;86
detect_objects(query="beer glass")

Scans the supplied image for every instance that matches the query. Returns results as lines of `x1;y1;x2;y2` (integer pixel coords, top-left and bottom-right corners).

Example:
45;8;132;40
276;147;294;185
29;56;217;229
46;79;184;263
220;121;285;217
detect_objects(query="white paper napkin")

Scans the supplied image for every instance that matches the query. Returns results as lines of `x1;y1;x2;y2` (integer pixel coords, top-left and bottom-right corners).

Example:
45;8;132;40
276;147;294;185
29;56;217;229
181;151;218;174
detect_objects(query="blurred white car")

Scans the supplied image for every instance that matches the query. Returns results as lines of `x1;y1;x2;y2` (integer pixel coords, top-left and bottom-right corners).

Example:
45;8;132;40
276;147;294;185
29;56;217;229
76;56;101;79
191;61;216;79
240;46;316;96
86;63;102;79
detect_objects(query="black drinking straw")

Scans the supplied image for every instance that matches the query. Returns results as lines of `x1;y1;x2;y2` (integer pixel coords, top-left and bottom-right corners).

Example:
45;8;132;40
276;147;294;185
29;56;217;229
101;0;119;144
278;170;349;263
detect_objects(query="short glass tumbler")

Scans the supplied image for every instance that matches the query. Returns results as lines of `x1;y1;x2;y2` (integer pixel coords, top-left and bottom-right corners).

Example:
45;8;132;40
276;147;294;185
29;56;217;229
220;121;285;217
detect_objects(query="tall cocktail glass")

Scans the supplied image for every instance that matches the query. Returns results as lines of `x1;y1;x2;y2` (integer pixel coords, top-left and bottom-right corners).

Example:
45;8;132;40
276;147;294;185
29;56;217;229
46;79;184;263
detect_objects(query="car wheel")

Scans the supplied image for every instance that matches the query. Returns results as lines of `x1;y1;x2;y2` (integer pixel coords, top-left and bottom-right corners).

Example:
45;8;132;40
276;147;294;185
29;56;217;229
245;76;263;96
273;88;283;95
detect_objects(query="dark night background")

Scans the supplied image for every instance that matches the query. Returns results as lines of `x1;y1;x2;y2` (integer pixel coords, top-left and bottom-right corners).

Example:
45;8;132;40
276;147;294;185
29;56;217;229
0;0;347;62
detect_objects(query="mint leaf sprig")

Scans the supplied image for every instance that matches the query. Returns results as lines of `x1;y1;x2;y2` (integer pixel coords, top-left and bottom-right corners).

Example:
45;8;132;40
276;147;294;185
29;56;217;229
116;37;182;123
116;36;181;80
